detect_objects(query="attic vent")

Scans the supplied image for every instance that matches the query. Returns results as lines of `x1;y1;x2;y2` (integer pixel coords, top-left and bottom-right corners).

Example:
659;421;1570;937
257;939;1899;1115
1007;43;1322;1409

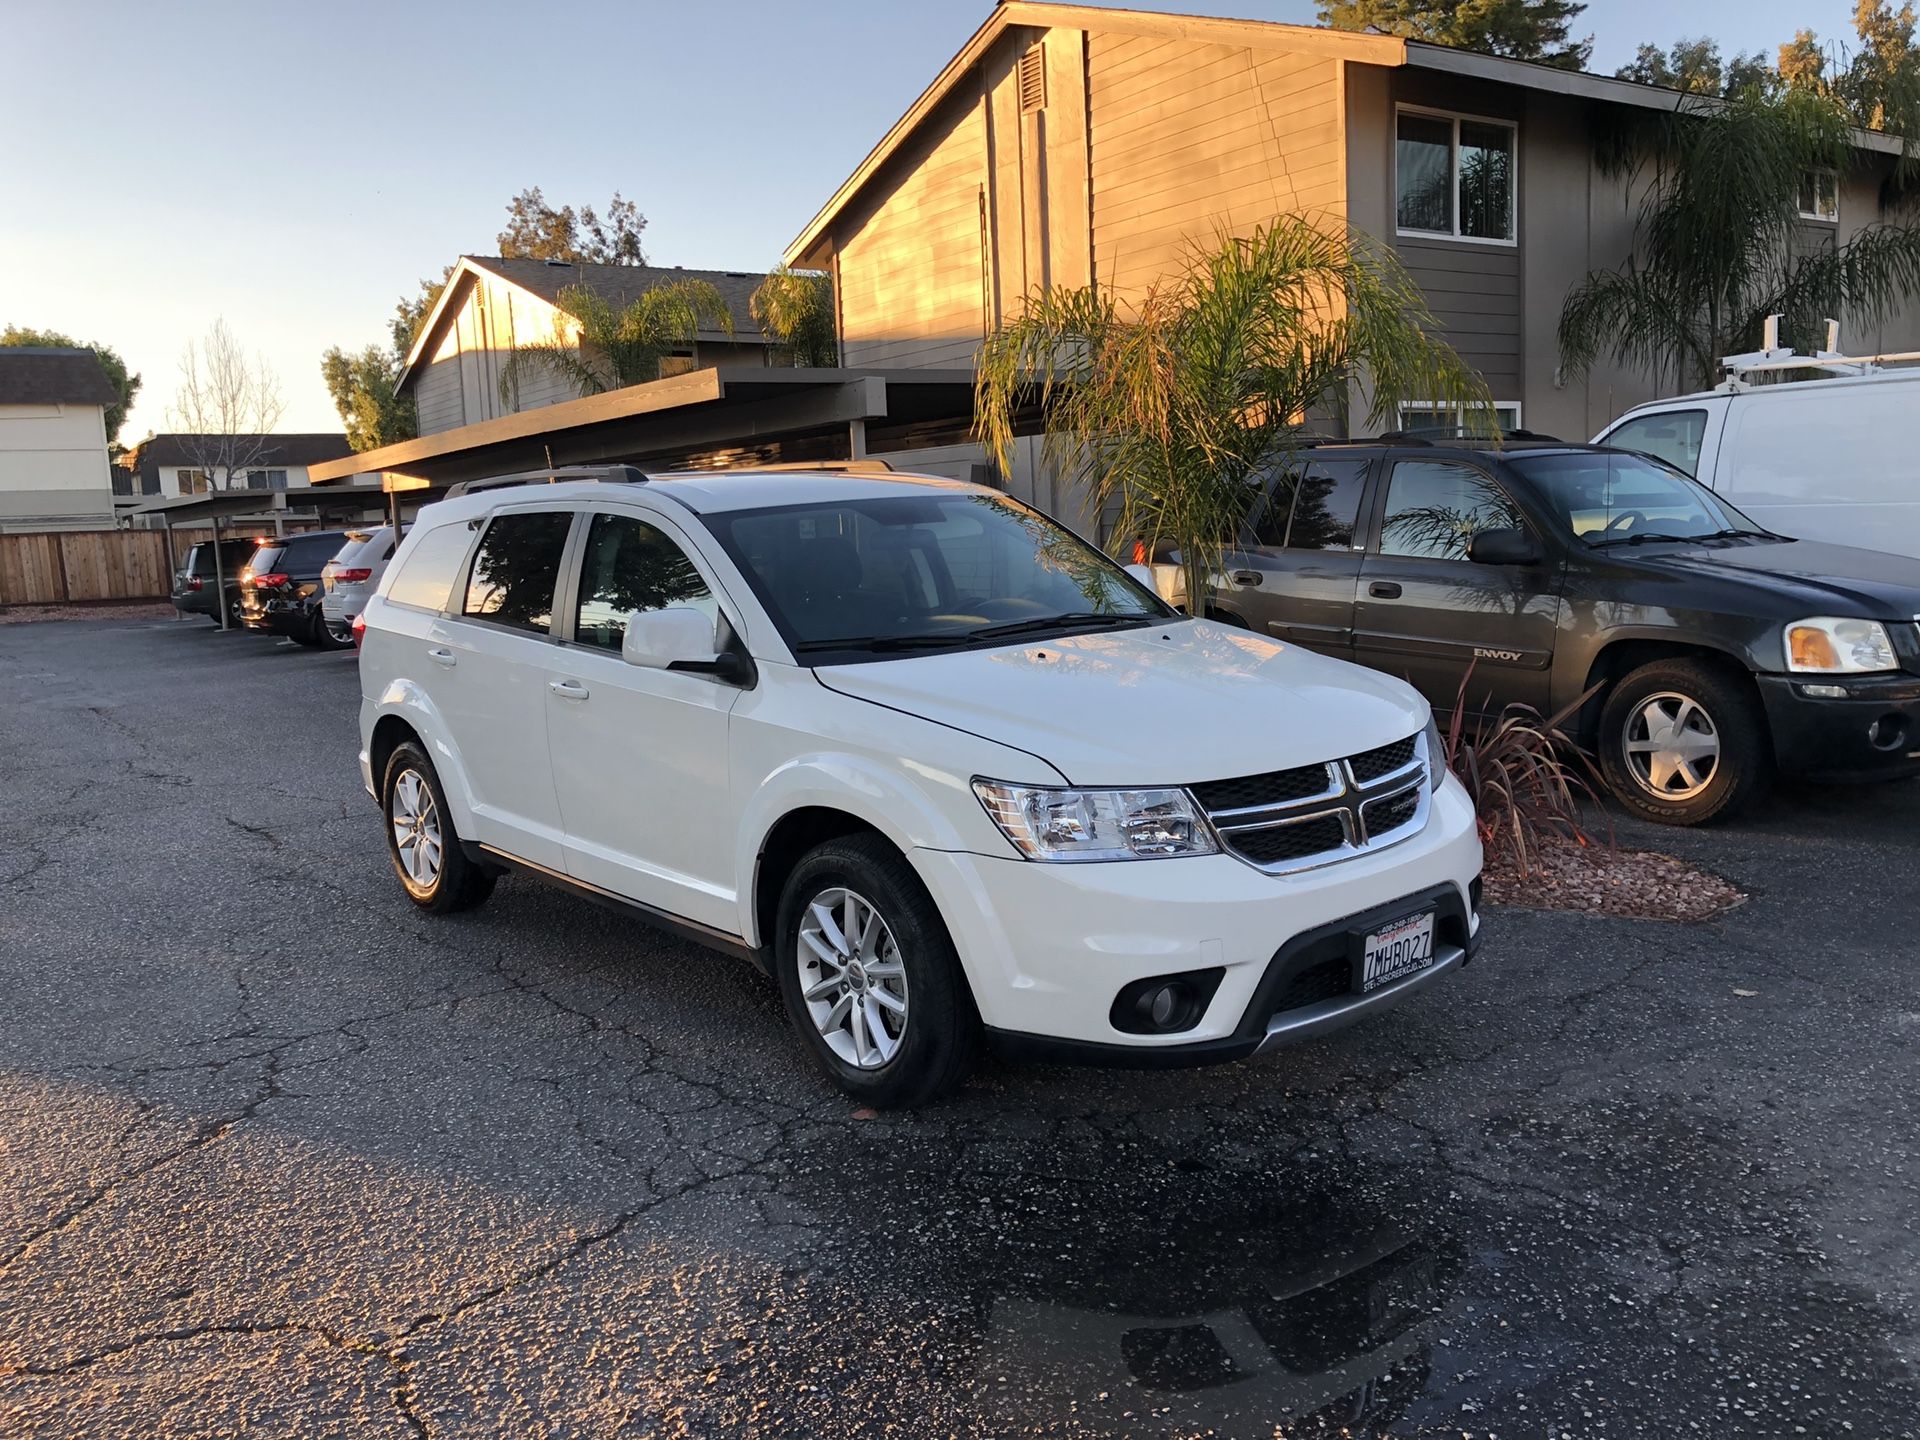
544;258;574;267
1018;45;1046;113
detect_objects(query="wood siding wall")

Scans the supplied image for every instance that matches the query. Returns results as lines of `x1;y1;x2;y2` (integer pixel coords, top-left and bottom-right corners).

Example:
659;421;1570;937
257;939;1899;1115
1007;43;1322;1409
1395;238;1523;399
1088;34;1346;305
836;90;993;368
0;530;170;605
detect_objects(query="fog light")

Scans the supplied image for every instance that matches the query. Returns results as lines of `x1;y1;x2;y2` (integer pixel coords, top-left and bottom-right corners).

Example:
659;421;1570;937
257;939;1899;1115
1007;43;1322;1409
1869;714;1908;751
1110;968;1226;1035
1144;984;1182;1027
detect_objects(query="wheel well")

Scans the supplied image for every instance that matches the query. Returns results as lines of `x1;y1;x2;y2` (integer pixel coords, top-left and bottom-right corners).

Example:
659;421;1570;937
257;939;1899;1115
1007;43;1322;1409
753;808;889;955
1579;641;1763;742
368;715;421;794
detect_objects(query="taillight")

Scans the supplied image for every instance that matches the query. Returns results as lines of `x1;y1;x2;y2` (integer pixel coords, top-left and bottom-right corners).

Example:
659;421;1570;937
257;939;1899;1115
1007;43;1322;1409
351;613;367;650
335;567;373;583
188;577;203;591
250;572;290;589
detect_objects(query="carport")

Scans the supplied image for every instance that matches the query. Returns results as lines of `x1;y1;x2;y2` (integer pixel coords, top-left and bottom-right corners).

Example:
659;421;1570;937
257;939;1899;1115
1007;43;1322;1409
128;482;448;630
303;366;1038;491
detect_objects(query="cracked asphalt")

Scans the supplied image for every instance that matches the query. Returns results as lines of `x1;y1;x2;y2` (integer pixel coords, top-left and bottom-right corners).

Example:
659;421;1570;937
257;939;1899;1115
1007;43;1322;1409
2;613;1917;1439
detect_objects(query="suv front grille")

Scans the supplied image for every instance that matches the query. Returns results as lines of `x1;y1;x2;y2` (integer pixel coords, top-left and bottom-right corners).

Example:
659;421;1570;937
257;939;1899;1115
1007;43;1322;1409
1194;731;1431;875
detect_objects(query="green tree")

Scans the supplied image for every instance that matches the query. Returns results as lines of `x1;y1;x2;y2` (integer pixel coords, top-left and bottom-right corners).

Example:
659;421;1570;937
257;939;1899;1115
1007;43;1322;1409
1558;89;1920;391
1;326;141;444
1318;0;1591;69
1781;3;1920;138
498;280;734;405
974;218;1491;614
498;187;647;265
750;266;838;367
1616;38;1774;96
320;344;417;451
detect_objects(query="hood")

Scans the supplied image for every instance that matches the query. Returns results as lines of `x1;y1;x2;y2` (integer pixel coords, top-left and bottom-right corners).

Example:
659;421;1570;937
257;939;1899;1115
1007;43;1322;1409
815;620;1427;787
1628;538;1920;615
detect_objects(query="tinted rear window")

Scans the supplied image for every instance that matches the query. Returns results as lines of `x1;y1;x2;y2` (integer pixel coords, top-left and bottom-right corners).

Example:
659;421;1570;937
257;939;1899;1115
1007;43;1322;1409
246;544;285;573
463;512;573;634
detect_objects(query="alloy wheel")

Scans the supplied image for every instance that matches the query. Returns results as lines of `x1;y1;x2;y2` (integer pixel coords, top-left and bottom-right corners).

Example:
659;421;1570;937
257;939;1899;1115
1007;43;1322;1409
390;768;444;889
796;887;909;1069
1624;691;1721;800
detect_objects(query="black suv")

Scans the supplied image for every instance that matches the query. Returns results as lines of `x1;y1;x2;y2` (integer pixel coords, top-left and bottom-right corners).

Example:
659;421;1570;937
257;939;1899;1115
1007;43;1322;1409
1207;439;1920;824
237;530;353;648
169;538;258;625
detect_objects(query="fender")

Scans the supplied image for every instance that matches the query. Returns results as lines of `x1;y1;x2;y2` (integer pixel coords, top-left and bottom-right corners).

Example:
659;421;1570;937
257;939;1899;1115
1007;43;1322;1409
733;749;1055;948
1553;623;1770;714
371;678;481;834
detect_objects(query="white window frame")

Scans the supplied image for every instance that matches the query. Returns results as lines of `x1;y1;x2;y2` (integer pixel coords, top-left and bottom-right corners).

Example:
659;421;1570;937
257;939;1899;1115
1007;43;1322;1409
1395;104;1519;248
1397;401;1523;434
1798;168;1839;224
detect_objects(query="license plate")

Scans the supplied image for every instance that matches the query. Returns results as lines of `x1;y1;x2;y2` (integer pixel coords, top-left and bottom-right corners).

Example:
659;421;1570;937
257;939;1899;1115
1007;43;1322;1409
1361;910;1435;993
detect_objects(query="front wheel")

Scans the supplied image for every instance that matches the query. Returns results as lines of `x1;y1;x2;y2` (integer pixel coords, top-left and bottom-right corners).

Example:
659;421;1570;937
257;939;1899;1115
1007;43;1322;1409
774;836;979;1107
1597;659;1771;825
382;742;496;912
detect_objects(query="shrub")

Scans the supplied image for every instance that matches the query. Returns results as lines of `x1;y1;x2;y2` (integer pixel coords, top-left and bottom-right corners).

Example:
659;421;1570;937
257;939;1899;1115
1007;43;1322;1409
1437;670;1608;874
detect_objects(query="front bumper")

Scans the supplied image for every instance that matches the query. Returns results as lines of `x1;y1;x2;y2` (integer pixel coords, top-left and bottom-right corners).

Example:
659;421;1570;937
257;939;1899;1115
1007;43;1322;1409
911;776;1484;1056
1756;673;1920;782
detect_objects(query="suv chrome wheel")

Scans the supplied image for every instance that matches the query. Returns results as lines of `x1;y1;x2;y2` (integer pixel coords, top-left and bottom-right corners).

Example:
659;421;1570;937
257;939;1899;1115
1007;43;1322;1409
796;886;909;1069
1624;691;1721;800
390;768;443;888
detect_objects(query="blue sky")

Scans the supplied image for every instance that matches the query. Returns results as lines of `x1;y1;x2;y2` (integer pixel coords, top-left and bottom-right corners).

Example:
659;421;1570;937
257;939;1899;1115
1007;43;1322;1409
1;0;1869;438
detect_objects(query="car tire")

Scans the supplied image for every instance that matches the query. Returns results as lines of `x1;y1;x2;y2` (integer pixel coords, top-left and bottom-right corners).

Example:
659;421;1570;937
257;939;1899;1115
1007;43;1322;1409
313;609;349;651
774;835;980;1107
382;741;496;913
1598;658;1771;825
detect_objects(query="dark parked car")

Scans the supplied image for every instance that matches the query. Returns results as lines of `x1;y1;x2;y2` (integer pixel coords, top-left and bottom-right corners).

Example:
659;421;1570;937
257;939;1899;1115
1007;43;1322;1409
170;538;259;625
238;530;354;648
1208;438;1920;824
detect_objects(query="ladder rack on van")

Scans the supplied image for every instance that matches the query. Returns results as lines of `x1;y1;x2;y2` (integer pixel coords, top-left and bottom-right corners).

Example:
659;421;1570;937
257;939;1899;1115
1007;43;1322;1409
1719;316;1920;389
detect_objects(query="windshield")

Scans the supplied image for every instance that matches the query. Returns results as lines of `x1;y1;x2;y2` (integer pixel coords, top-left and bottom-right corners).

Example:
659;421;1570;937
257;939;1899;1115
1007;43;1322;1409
1507;452;1774;547
705;491;1170;659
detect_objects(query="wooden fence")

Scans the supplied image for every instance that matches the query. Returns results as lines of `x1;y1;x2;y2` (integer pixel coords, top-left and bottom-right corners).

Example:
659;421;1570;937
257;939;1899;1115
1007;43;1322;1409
0;524;306;607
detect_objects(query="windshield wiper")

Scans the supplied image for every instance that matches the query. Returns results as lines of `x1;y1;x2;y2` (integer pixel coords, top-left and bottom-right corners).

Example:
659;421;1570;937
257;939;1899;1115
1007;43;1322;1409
963;611;1156;641
792;633;976;653
1586;531;1706;549
1692;527;1782;542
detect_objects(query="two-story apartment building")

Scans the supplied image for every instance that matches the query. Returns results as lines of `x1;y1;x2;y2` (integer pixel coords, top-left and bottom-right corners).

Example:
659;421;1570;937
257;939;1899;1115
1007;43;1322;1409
782;1;1918;510
396;256;781;437
118;433;357;498
0;348;118;532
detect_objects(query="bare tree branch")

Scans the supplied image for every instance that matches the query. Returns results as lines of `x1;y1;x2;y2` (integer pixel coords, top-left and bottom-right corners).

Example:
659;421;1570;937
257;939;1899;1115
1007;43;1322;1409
167;319;287;491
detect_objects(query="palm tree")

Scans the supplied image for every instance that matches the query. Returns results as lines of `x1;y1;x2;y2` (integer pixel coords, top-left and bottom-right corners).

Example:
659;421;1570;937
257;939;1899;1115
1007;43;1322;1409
751;266;838;367
498;280;734;406
1559;88;1920;393
974;217;1491;614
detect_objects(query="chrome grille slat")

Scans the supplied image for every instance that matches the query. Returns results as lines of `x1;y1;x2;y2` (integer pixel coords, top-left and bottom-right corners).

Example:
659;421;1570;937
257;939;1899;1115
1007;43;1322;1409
1193;731;1434;876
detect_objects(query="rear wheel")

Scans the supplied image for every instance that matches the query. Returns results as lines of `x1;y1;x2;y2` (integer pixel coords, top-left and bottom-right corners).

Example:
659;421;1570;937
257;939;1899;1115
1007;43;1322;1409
774;836;979;1107
1597;659;1770;825
313;607;350;650
382;742;495;912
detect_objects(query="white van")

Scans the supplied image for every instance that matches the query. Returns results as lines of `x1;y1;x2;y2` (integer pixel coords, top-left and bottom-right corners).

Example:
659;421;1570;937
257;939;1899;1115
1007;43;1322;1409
1594;366;1920;558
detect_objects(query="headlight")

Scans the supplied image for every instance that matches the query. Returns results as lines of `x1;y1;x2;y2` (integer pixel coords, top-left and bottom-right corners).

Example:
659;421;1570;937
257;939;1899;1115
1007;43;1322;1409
972;780;1219;861
1785;616;1898;674
1424;716;1447;792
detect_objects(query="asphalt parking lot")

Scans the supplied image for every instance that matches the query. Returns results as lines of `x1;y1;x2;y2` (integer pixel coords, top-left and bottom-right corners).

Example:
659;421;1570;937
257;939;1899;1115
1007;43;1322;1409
2;613;1917;1439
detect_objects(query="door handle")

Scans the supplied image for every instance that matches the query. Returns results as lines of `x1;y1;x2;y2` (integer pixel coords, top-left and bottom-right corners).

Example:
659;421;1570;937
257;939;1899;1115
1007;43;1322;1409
1230;570;1264;587
1368;581;1403;600
548;679;590;700
426;647;457;667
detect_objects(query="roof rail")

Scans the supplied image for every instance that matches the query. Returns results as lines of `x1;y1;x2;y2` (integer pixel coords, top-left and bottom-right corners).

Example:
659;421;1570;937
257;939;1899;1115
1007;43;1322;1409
1720;315;1920;386
444;464;649;498
1375;426;1565;444
735;459;897;474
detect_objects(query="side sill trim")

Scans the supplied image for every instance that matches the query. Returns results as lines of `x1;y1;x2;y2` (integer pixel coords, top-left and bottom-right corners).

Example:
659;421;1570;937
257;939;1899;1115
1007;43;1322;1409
470;843;764;972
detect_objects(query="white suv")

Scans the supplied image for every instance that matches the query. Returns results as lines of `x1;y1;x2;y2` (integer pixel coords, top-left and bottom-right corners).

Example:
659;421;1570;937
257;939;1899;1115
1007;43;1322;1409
320;525;399;643
356;466;1483;1105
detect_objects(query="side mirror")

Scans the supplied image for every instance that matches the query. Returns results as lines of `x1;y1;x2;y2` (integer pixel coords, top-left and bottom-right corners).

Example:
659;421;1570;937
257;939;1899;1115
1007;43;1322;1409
1122;562;1155;590
622;605;717;668
1467;527;1541;566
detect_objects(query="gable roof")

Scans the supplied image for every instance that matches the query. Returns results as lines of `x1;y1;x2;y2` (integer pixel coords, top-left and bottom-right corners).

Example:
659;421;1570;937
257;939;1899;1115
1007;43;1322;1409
397;255;769;396
782;0;1905;266
0;347;119;408
125;433;354;492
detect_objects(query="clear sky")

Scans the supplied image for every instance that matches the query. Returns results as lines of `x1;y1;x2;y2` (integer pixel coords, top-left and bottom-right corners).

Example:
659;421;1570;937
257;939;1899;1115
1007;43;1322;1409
1;0;1869;440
